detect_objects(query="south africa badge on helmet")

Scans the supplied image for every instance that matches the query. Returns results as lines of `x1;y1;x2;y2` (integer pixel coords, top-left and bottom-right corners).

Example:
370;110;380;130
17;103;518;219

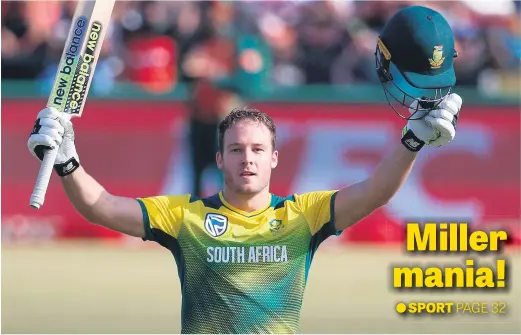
204;213;228;237
429;45;445;69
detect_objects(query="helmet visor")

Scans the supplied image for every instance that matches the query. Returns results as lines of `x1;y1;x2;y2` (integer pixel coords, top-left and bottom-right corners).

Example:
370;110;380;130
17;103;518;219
379;57;452;120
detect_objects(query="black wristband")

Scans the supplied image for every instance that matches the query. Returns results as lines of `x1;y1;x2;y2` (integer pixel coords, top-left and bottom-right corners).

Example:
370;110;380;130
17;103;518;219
401;128;425;152
54;157;80;177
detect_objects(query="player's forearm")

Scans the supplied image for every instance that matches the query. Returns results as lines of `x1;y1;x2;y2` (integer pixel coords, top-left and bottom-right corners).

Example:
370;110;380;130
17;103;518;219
367;144;417;205
60;166;112;224
60;166;145;237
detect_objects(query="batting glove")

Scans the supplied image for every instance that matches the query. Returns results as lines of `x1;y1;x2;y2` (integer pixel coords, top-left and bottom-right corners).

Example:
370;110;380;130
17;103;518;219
27;107;80;176
401;93;462;152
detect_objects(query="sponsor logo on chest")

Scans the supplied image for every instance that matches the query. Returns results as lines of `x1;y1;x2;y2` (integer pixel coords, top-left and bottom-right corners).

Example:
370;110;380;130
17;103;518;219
204;213;228;237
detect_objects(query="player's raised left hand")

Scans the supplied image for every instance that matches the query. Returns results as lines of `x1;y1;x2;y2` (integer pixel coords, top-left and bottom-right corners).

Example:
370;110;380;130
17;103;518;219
401;93;462;151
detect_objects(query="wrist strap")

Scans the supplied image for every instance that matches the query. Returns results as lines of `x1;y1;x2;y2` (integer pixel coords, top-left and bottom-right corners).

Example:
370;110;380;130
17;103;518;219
54;157;80;177
401;127;425;152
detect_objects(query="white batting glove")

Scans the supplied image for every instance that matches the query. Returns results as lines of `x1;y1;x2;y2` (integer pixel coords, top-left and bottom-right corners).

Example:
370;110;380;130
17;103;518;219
27;107;80;176
401;93;462;152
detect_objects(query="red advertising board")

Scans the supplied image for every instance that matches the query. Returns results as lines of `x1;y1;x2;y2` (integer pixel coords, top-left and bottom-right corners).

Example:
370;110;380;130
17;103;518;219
2;100;520;245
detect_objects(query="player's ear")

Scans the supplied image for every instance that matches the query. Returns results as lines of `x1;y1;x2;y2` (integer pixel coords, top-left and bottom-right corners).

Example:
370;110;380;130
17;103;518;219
271;150;278;169
216;151;223;169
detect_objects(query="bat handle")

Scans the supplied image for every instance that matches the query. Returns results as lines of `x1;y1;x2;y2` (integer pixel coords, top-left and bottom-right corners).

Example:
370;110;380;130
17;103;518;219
30;148;59;209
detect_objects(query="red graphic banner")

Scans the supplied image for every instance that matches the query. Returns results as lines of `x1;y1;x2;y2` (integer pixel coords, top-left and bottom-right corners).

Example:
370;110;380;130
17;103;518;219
2;100;519;245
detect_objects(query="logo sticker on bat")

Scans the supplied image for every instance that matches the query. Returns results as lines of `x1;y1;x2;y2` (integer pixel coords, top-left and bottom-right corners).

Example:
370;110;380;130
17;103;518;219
49;16;88;111
66;21;103;114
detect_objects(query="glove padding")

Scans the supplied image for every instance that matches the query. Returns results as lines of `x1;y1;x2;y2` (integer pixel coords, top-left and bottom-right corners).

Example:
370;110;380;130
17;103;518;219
401;93;462;151
27;107;80;176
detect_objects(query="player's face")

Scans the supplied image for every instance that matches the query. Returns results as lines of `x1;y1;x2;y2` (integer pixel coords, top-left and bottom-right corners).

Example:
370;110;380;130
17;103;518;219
217;120;278;195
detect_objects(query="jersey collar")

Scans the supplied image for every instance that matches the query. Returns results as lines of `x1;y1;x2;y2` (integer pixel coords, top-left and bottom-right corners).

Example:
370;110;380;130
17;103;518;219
218;191;273;218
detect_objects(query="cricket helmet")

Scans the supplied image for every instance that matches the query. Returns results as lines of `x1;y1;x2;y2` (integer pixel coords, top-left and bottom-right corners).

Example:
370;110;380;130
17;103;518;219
375;5;458;119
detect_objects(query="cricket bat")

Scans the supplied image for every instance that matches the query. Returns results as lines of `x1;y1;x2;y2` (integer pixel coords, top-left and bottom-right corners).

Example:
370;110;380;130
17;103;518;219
30;0;116;209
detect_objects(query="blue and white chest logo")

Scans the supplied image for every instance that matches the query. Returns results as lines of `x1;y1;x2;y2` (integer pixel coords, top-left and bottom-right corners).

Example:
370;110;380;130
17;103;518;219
204;213;228;237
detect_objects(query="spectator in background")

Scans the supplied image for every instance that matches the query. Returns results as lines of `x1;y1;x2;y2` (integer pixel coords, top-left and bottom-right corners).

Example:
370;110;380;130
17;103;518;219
1;0;520;95
331;1;408;84
118;1;178;94
180;2;243;197
294;1;349;84
1;2;52;79
268;25;305;86
234;1;307;86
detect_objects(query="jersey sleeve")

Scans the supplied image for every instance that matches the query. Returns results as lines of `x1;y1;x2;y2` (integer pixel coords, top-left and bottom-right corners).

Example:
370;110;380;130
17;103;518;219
294;190;341;239
136;194;191;242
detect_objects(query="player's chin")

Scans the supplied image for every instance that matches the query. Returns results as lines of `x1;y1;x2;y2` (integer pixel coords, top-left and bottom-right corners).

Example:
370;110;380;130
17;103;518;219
236;182;261;194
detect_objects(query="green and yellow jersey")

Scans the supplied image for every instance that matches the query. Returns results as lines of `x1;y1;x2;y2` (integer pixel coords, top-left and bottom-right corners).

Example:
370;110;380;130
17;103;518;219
137;190;341;334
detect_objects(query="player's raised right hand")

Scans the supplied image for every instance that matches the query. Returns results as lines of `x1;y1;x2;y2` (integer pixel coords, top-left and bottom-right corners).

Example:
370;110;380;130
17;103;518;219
27;107;80;177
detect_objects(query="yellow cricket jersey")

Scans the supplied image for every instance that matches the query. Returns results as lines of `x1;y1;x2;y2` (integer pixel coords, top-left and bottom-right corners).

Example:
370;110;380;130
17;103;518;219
137;190;341;334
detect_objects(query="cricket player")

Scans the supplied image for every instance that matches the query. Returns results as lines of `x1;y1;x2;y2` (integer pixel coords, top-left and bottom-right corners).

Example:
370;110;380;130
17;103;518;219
27;6;461;334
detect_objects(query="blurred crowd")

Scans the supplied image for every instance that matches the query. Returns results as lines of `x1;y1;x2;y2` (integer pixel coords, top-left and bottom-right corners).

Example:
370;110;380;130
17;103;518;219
2;0;520;198
2;0;520;92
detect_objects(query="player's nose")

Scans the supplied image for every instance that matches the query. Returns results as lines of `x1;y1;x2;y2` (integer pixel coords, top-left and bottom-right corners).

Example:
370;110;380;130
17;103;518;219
241;150;254;165
241;158;254;166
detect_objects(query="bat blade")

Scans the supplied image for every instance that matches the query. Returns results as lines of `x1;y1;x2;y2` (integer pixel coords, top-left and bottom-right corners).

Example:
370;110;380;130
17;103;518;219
30;0;116;209
47;0;115;117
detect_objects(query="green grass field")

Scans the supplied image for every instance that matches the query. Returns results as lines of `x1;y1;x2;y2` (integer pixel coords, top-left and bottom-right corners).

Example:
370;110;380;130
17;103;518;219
2;242;520;334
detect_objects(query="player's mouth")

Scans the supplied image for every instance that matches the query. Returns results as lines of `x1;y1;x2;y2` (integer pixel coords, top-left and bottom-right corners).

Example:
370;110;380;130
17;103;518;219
240;171;256;177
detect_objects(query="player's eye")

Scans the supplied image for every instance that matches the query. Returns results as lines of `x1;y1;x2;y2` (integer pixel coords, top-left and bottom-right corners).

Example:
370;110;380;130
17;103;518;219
231;148;241;153
254;148;264;152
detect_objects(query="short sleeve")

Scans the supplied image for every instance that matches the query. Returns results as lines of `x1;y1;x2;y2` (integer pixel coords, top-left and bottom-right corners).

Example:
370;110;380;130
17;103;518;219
294;190;340;237
136;194;191;241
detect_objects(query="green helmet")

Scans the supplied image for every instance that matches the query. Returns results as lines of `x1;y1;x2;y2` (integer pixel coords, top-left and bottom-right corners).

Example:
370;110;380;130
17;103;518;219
375;5;458;119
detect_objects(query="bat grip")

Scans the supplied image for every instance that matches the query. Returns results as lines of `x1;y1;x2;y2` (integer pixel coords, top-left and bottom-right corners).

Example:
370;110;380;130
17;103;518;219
30;148;59;209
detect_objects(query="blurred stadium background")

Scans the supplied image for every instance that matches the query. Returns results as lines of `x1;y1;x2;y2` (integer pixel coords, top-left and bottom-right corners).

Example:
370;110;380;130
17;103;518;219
2;0;520;333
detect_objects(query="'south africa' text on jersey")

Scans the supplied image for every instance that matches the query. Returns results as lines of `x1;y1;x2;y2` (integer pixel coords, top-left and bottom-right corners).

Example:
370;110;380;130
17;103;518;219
207;245;289;263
